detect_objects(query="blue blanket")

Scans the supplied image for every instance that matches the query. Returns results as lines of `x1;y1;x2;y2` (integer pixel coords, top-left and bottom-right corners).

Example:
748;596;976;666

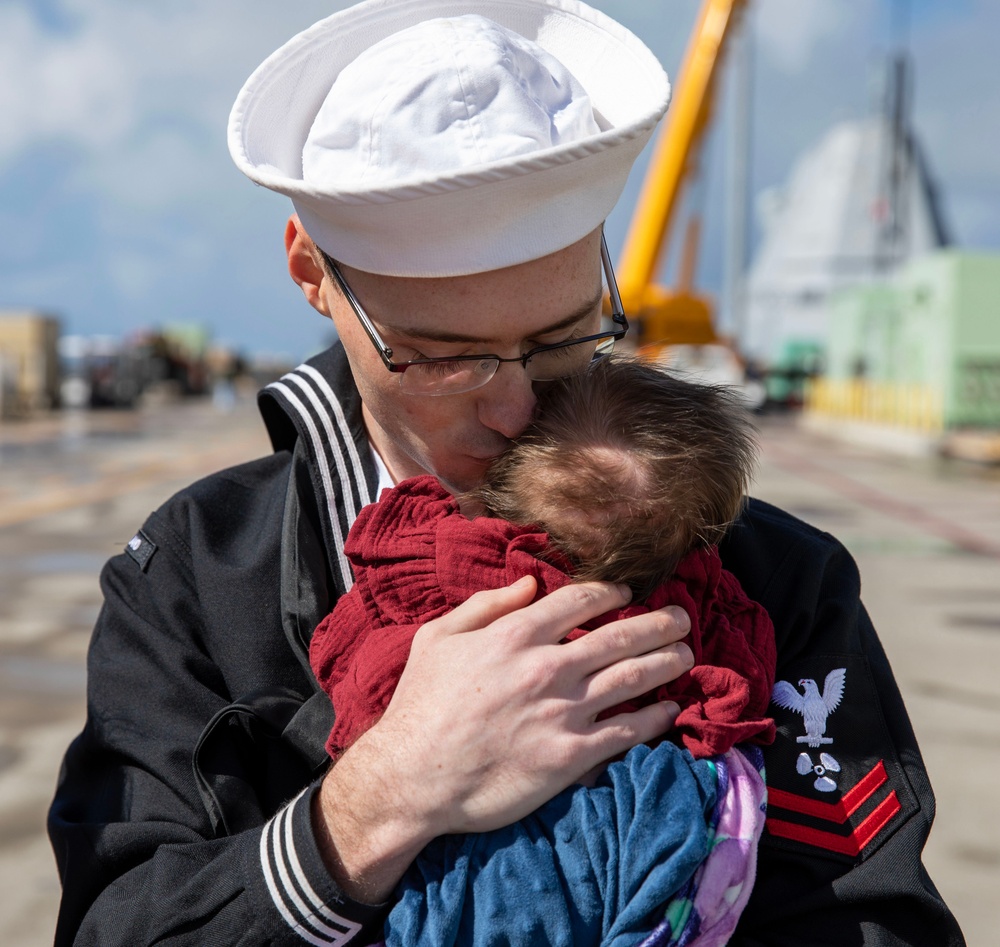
384;741;719;947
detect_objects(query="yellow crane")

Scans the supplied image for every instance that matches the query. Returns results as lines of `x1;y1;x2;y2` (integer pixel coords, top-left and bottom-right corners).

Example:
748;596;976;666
616;0;749;352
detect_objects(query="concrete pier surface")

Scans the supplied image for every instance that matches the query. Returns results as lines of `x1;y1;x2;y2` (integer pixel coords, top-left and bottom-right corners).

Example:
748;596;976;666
0;397;996;945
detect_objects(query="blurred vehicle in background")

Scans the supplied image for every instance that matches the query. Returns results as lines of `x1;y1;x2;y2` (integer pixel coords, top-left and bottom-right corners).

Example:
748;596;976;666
58;328;211;410
762;339;824;409
59;335;145;409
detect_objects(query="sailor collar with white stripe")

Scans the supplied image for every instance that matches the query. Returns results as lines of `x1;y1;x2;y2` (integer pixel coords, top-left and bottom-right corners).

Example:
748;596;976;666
259;342;380;592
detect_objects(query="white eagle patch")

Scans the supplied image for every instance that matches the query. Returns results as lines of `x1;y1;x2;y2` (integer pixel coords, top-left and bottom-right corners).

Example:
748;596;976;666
771;668;846;748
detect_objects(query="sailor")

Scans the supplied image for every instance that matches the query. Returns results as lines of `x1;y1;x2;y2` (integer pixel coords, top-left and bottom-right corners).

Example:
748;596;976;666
49;1;965;944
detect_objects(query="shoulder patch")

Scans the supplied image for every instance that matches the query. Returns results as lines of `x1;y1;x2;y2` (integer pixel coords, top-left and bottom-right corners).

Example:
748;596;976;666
124;529;157;571
762;655;916;862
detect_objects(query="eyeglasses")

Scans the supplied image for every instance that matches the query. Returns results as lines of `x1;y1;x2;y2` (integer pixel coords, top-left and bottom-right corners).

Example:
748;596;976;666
322;232;628;396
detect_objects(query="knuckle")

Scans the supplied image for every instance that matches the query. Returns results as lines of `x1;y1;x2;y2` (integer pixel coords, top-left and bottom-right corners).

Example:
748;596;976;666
524;652;561;693
601;623;630;653
616;659;645;692
465;587;500;608
649;608;687;644
563;582;604;611
600;717;644;752
411;619;437;644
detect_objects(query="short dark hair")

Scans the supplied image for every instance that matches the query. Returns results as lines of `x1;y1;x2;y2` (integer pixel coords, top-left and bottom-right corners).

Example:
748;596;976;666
468;356;757;598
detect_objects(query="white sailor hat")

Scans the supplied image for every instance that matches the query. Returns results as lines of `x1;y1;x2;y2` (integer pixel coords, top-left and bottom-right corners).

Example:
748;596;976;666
228;0;670;277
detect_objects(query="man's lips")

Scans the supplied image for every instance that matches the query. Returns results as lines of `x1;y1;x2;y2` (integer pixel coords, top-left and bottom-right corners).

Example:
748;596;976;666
458;437;510;470
464;445;508;465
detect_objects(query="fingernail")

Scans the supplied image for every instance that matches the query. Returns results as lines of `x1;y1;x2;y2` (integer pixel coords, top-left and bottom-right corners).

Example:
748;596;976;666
661;700;681;722
677;642;695;669
665;605;691;631
616;583;633;601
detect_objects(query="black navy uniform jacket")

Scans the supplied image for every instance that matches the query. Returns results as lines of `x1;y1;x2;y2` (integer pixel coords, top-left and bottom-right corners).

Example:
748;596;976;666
48;344;966;946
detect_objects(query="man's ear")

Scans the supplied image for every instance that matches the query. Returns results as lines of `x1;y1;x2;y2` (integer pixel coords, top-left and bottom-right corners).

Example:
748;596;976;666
285;215;331;316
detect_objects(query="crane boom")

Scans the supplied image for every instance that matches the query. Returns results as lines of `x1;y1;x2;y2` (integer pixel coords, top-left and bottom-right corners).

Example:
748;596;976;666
617;0;749;347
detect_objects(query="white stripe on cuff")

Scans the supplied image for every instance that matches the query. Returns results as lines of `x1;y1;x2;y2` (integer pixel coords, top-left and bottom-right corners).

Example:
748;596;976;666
260;791;362;946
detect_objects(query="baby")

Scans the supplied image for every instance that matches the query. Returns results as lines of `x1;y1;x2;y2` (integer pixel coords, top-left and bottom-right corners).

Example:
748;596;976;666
470;351;759;597
310;357;774;947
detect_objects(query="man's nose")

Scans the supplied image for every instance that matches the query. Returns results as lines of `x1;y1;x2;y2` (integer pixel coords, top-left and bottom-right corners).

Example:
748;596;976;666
476;361;538;440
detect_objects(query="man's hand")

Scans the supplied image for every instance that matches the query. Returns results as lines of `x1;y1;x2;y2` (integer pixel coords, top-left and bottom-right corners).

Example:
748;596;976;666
313;576;693;903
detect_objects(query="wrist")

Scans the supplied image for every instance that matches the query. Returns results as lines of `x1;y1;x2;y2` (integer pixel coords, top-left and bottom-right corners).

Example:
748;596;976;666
312;729;437;904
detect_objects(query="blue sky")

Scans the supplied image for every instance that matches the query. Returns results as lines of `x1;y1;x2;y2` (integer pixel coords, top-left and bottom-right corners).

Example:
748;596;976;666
1;0;997;362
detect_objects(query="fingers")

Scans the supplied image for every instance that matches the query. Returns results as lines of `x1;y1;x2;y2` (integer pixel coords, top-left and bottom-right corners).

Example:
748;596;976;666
494;580;634;644
418;575;538;637
420;578;634;645
588;700;683;761
570;604;692;677
582;639;694;709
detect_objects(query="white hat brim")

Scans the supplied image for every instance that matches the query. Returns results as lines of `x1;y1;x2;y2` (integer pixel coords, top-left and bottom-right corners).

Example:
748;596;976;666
228;0;670;276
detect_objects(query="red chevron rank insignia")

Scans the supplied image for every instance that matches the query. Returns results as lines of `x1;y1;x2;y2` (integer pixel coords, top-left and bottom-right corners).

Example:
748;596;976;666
764;656;917;862
765;759;902;856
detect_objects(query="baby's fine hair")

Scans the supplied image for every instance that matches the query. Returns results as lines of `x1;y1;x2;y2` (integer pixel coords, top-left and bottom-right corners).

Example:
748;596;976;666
470;356;758;598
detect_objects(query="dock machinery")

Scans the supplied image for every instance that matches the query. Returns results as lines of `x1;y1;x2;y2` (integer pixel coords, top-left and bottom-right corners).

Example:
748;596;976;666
615;0;749;353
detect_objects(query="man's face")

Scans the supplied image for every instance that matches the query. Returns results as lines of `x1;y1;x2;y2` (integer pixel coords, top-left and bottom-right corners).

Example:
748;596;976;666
320;228;605;494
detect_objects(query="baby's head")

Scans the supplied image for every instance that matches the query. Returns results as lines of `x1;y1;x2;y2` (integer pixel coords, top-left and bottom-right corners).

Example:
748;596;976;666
470;357;757;597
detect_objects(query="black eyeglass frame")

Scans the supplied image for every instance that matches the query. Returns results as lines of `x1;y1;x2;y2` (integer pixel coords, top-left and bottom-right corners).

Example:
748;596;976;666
322;231;628;389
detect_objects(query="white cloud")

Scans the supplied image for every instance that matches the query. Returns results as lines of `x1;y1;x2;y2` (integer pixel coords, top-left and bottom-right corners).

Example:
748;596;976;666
754;0;852;74
105;248;161;303
0;3;133;164
73;125;216;211
0;0;353;171
0;0;694;227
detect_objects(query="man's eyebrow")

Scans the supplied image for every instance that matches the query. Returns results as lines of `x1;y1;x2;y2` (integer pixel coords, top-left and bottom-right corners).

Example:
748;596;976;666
382;290;604;345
